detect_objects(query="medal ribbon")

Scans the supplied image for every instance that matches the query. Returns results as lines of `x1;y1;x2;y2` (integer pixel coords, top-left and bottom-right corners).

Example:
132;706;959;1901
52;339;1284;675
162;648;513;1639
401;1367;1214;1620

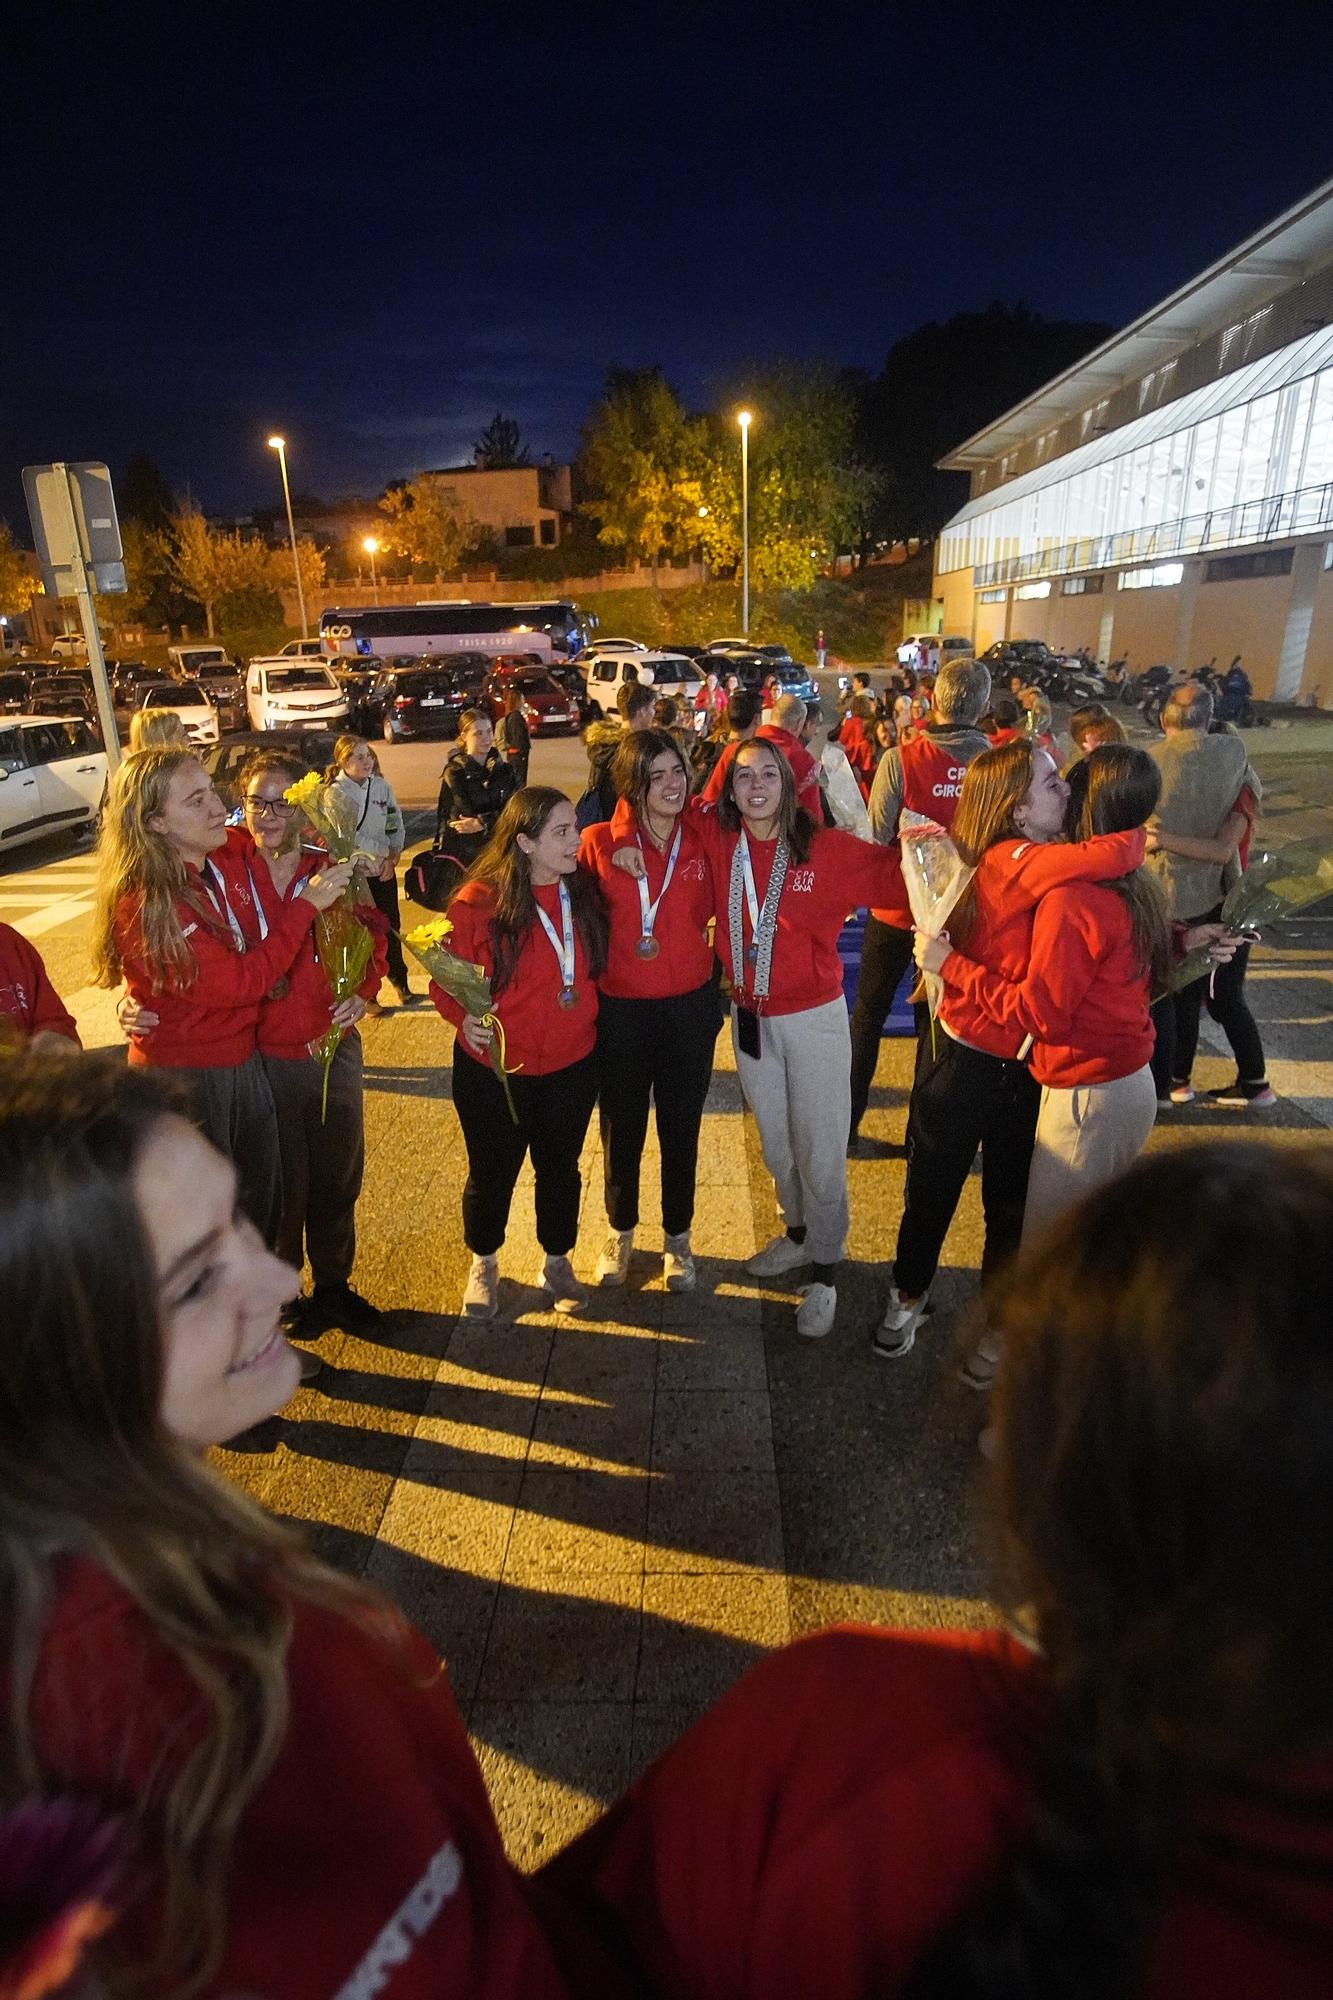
728;830;789;1006
534;877;576;993
635;820;682;942
200;860;248;951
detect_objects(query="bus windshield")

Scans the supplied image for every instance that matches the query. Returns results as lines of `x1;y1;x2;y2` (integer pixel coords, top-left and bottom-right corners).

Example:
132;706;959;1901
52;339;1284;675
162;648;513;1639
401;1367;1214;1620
320;599;590;660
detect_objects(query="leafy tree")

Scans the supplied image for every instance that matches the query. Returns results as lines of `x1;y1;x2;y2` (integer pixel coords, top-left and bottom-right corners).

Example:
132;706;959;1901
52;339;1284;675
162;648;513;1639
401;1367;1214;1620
119;454;177;532
377;477;479;579
472;413;530;469
579;367;706;574
0;523;40;619
163;507;271;638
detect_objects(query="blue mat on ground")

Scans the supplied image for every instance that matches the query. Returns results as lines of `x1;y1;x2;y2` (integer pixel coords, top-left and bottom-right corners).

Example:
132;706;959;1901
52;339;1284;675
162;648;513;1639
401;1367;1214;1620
838;910;917;1036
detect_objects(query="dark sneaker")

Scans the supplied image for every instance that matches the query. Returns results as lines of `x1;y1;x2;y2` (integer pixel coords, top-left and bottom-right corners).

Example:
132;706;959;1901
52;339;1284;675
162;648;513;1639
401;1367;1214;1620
280;1294;310;1335
309;1282;383;1334
1205;1078;1276;1109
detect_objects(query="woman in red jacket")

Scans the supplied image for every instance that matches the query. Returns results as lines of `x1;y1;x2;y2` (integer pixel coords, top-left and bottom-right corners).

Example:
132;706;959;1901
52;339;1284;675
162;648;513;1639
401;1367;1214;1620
921;744;1234;1243
579;730;720;1292
432;787;608;1321
542;1144;1333;2000
874;738;1145;1369
91;748;350;1237
0;1050;607;2000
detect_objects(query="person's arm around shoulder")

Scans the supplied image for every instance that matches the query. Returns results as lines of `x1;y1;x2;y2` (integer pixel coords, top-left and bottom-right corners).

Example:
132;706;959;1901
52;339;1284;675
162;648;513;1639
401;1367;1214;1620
1002;827;1146;910
926;887;1098;1047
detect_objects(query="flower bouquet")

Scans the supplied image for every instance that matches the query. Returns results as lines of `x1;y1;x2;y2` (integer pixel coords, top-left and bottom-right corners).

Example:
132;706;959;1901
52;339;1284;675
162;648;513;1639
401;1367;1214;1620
1168;833;1333;992
899;810;976;1051
0;1795;133;2000
401;916;522;1123
283;772;378;1120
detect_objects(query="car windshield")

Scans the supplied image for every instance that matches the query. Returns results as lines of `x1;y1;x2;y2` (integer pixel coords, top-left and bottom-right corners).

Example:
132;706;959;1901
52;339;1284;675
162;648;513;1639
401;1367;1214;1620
646;660;688;683
145;685;206;707
518;675;562;697
400;674;458;695
0;675;26;696
266;667;335;689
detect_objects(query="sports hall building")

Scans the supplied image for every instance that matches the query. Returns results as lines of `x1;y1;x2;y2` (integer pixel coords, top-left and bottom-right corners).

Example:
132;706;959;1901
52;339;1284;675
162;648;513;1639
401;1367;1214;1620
934;175;1333;703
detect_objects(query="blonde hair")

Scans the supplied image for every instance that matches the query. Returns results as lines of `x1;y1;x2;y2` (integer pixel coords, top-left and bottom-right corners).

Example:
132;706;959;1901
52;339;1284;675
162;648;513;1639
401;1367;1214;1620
325;734;370;782
128;709;189;754
91;751;205;993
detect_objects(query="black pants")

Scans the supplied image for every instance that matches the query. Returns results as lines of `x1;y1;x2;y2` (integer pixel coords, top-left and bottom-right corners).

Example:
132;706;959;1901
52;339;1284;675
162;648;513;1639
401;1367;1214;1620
893;1032;1040;1300
1149;905;1266;1091
453;1044;599;1257
263;1034;364;1285
848;916;915;1136
368;871;409;988
597;979;722;1237
175;1052;282;1246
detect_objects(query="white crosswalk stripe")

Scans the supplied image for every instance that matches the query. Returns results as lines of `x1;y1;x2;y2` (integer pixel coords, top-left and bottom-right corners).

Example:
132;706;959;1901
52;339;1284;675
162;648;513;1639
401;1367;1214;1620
0;854;99;936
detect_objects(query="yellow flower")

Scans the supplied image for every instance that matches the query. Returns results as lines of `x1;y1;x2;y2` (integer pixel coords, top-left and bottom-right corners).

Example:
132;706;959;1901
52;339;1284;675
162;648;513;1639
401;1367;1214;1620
403;918;454;950
284;771;324;806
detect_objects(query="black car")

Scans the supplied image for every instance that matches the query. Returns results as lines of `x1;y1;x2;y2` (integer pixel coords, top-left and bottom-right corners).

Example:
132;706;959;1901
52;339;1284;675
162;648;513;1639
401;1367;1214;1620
332;657;384;731
200;730;340;818
980;640;1064;672
108;660;161;709
702;648;771;689
381;665;474;742
0;669;29;715
28;675;95;721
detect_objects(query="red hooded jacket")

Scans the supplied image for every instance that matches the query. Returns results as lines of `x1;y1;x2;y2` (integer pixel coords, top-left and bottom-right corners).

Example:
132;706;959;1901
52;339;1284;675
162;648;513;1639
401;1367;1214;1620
701;726;823;818
430;877;598;1075
0;924;79;1043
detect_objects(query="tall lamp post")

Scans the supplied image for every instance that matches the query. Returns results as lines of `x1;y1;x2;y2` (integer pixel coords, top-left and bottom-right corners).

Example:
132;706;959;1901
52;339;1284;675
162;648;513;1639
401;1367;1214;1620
362;535;381;604
266;434;309;640
737;409;752;638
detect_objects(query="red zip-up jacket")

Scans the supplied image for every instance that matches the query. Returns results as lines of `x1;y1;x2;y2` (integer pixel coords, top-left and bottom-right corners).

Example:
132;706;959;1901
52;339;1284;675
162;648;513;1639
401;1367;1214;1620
242;837;388;1060
540;1625;1333;2000
834;714;877;797
29;1559;604;2000
700;726;823;817
686;807;901;1017
937;829;1147;1061
0;923;80;1043
430;878;598;1075
943;881;1154;1086
115;835;321;1070
579;799;714;1000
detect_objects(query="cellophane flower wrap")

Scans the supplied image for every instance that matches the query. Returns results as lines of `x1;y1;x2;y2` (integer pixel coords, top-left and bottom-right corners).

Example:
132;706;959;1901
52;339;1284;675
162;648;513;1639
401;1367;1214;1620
1168;833;1333;991
402;917;522;1123
898;810;976;1040
0;1795;133;2000
283;772;377;1120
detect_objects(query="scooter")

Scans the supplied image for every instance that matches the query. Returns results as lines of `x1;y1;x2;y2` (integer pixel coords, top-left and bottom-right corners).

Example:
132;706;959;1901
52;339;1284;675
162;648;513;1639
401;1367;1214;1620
1064;657;1123;704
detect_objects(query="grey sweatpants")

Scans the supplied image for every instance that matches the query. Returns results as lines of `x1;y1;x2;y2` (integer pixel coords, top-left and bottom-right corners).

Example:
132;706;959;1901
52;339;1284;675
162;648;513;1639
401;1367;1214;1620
731;995;852;1266
1021;1063;1158;1249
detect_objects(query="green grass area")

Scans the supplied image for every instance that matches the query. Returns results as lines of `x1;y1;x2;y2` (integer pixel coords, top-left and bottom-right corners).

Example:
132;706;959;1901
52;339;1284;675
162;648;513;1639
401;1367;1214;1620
578;564;930;663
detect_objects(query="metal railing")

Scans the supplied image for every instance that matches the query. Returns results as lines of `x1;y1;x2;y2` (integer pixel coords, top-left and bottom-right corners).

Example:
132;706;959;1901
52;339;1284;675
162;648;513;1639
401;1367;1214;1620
971;479;1333;587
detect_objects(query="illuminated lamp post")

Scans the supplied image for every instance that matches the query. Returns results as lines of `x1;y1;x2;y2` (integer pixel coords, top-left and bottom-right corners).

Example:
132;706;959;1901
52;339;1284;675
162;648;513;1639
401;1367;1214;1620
737;409;752;638
266;434;309;640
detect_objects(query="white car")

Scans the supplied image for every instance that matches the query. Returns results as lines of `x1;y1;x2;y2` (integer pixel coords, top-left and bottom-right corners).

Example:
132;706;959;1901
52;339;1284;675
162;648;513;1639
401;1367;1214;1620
0;715;107;853
584;636;649;656
582;650;702;717
246;659;350;732
279;639;326;658
167;643;230;677
896;633;972;666
136;681;219;746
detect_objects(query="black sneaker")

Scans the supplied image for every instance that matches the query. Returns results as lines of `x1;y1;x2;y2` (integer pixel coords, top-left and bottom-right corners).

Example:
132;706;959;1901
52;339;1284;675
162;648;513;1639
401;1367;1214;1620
280;1295;311;1335
309;1282;383;1334
1204;1078;1276;1109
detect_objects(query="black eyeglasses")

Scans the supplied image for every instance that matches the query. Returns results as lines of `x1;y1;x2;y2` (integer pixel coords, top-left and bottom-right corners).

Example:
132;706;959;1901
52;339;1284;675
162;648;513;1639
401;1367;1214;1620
244;797;297;817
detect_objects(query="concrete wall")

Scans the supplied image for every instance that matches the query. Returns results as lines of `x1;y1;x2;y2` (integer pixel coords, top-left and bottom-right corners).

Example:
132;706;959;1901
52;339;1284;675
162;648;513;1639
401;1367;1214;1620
1187;572;1292;693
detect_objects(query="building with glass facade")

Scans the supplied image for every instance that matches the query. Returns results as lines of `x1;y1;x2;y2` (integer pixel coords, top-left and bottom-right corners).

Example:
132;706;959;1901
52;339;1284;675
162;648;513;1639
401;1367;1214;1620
934;176;1333;702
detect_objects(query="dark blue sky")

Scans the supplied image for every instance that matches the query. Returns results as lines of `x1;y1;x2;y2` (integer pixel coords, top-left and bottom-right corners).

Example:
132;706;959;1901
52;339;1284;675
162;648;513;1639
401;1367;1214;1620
6;3;1333;524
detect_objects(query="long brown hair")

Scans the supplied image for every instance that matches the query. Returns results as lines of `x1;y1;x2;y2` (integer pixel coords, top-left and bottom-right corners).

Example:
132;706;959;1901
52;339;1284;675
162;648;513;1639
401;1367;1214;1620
0;1053;396;1996
455;786;607;997
715;736;818;864
947;737;1040;948
1067;746;1171;988
906;1143;1333;1998
611;727;692;825
90;750;205;993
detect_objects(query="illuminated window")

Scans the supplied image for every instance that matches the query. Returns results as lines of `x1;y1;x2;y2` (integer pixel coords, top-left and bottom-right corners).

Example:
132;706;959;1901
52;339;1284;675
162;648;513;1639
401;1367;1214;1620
1061;576;1104;595
1220;305;1273;371
1014;581;1051;599
978;588;1008;603
1119;563;1184;590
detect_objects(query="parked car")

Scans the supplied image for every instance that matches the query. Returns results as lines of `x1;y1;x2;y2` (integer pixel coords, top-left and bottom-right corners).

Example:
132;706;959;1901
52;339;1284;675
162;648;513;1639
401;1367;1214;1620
245;659;350;733
359;653;487;735
760;658;818;703
49;633;89;659
585;636;649;655
332;658;384;731
481;667;581;736
978;639;1067;686
200;731;340;819
108;660;162;711
581;649;703;718
133;680;220;746
695;648;771;690
168;643;231;677
896;633;972;666
0;670;30;716
279;639;327;658
380;664;476;742
0;715;107;852
26;676;95;723
166;644;245;728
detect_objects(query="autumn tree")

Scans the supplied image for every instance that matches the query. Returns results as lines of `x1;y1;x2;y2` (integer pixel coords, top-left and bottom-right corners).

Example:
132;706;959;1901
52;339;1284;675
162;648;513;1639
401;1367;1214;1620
163;507;272;637
0;524;40;620
473;413;530;469
377;477;479;579
579;368;706;574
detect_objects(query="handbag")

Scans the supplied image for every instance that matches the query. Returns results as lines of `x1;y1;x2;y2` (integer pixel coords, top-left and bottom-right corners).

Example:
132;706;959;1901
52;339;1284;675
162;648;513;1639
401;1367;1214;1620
404;843;464;912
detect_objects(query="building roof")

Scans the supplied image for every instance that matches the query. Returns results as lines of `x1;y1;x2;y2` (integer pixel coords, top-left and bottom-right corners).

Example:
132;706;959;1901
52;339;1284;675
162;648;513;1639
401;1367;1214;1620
939;173;1333;470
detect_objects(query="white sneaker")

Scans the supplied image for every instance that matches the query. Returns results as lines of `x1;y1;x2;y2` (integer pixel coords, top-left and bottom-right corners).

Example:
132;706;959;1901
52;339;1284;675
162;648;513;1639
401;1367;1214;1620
960;1332;1001;1392
871;1286;930;1360
463;1254;499;1320
663;1230;696;1291
796;1282;837;1339
746;1232;811;1279
595;1228;634;1287
537;1254;588;1314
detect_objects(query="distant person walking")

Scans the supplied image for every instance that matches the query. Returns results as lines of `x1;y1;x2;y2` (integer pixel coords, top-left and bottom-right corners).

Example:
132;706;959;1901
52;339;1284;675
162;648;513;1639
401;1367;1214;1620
326;736;414;1009
495;686;531;786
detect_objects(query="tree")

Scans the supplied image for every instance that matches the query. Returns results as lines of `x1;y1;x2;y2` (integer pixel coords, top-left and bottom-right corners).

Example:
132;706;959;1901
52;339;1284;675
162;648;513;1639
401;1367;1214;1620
162;507;271;637
0;523;40;620
119;453;177;532
268;536;326;606
579;367;706;573
377;477;479;578
472;413;530;469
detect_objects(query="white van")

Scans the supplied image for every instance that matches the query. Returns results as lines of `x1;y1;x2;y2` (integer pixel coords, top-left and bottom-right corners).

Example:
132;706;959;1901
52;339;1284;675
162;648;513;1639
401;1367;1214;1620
581;650;702;717
0;717;107;852
246;658;350;733
168;643;230;677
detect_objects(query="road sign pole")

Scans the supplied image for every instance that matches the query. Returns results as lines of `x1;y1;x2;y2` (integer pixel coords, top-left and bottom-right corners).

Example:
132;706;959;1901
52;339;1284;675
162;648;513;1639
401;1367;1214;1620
51;462;122;771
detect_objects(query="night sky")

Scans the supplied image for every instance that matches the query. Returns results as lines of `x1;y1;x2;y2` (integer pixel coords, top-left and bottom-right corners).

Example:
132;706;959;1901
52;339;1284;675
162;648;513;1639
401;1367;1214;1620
7;4;1333;526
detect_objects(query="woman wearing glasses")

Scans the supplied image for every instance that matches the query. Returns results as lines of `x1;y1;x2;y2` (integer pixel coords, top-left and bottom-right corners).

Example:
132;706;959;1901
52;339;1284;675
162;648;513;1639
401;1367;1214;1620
93;748;352;1238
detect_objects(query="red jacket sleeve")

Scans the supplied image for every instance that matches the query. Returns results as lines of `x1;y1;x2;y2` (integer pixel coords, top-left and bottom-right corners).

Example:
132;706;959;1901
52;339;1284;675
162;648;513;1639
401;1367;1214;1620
117;889;320;1006
997;827;1146;910
0;928;80;1043
942;888;1101;1046
820;827;913;909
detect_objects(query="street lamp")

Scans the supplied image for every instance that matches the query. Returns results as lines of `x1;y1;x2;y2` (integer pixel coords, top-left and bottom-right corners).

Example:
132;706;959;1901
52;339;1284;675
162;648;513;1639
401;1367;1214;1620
737;410;752;638
266;434;309;640
362;535;381;604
